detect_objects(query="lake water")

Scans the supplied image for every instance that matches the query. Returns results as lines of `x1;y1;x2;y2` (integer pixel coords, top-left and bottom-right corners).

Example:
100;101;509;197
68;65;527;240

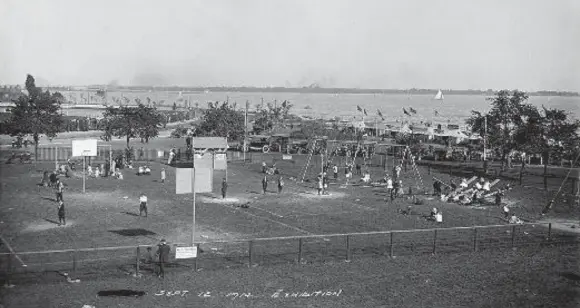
61;91;580;124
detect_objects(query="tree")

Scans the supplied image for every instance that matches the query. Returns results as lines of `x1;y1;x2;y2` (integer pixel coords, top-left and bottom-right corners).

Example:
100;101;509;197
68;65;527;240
466;90;536;171
516;106;580;189
197;101;244;141
101;104;163;148
5;75;64;161
252;100;293;134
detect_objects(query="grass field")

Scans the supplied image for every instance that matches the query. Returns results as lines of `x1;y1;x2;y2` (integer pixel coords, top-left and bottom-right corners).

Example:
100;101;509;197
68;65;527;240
2;244;579;307
1;137;579;307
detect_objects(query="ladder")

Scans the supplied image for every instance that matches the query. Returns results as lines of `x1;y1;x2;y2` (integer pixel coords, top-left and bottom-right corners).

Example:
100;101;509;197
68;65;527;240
401;146;425;191
300;140;319;183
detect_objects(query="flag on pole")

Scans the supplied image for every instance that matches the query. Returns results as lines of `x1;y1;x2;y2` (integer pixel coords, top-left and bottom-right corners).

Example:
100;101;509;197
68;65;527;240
357;105;363;112
403;108;411;116
377;109;385;120
363;109;368;116
409;107;417;114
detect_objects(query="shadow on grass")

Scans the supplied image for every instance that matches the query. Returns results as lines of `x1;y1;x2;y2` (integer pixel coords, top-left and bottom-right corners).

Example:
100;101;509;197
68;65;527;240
41;197;56;202
121;211;140;217
560;272;580;282
43;218;60;225
109;228;157;237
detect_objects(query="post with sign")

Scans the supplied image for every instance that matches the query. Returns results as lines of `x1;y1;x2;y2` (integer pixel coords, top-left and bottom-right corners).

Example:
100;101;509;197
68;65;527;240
72;139;98;193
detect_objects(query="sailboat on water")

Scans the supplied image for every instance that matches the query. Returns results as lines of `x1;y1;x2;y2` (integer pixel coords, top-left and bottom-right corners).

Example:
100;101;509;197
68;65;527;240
434;89;444;100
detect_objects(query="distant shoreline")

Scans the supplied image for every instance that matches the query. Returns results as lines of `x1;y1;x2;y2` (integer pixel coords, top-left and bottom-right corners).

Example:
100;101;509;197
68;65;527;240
45;87;579;97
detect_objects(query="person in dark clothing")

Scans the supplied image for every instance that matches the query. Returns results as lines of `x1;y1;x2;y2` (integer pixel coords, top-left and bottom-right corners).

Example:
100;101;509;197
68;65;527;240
433;180;442;196
57;201;66;225
221;178;228;199
495;190;503;206
277;176;284;193
262;175;268;194
355;163;361;175
155;239;171;278
49;172;58;188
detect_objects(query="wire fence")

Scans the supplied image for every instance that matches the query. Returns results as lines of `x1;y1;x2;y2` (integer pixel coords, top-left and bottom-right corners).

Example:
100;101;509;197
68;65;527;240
1;223;577;285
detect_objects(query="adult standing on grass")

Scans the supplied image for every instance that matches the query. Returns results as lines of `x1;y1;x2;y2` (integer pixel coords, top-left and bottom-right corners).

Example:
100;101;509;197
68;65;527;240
161;168;166;183
221;178;228;199
155;239;170;278
277;176;284;193
55;179;64;202
262;175;268;194
503;204;510;219
139;194;148;217
57;200;66;226
333;164;338;180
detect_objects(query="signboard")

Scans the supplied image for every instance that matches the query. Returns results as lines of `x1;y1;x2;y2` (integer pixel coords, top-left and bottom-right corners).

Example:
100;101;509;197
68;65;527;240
213;153;227;170
175;167;213;194
72;139;98;157
282;155;293;160
175;246;197;259
157;150;164;158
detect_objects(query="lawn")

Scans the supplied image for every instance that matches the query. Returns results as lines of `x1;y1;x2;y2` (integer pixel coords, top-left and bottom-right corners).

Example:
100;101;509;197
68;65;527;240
1;136;579;307
1;244;579;308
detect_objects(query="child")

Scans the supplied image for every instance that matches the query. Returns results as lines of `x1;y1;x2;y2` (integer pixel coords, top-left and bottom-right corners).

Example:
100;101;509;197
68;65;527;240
503;204;510;219
139;194;148;217
145;166;151;175
221;178;228;199
317;175;323;195
386;177;394;201
161;168;166;183
262;175;268;194
333;165;338;180
277;176;284;194
57;201;66;226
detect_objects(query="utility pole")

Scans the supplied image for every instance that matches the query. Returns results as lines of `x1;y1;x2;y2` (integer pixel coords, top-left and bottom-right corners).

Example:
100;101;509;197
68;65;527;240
192;138;196;247
483;115;488;173
244;101;249;162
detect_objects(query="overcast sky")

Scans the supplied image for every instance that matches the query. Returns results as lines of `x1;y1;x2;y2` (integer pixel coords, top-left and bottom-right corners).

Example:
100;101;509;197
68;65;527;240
1;0;579;90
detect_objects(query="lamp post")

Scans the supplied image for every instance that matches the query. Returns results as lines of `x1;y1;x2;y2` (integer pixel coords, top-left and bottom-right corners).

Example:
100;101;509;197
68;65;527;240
192;138;196;248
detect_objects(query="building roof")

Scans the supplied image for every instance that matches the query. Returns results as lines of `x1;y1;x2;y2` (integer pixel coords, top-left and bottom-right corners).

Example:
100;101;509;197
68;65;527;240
191;137;229;149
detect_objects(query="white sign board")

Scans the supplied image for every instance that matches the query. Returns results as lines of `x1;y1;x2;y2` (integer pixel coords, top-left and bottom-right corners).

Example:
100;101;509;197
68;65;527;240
175;246;197;259
157;150;164;158
215;153;226;161
282;155;293;160
72;139;98;157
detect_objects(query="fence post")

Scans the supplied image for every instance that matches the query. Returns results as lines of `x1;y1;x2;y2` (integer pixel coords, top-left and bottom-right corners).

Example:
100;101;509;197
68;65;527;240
389;232;394;257
511;225;516;247
432;230;438;254
473;228;478;252
297;238;303;264
345;235;351;262
548;223;552;241
194;244;199;272
248;241;254;268
136;246;140;275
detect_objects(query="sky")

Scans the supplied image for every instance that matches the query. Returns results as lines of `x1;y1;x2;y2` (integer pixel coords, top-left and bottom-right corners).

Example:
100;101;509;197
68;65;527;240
1;0;579;91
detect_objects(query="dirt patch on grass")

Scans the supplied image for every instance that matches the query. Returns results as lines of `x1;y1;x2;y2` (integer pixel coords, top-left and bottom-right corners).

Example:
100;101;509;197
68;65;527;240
23;219;76;232
198;195;250;205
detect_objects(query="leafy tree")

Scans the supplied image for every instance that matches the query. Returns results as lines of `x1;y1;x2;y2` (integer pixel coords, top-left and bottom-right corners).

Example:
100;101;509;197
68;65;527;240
197;101;244;141
466;90;536;171
516;106;580;189
101;104;163;148
5;75;64;161
252;100;293;134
